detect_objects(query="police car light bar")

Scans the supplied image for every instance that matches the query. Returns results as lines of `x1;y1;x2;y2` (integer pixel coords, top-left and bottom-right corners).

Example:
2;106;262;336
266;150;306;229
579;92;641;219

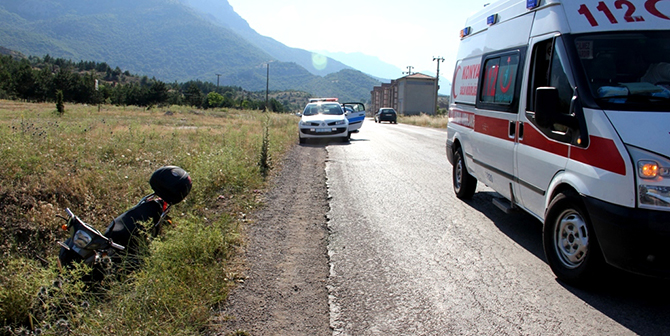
309;98;339;103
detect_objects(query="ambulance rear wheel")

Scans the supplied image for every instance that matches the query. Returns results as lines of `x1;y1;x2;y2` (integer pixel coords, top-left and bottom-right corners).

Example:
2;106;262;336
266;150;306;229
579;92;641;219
453;147;476;199
543;191;603;286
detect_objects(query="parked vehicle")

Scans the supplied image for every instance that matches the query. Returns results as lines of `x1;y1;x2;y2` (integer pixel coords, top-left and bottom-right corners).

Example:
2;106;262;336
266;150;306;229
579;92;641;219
57;166;191;279
375;108;397;124
447;0;670;285
298;98;350;143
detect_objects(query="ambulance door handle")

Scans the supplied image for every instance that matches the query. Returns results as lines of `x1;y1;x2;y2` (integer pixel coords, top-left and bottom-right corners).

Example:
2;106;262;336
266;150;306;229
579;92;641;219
518;122;524;141
508;121;516;139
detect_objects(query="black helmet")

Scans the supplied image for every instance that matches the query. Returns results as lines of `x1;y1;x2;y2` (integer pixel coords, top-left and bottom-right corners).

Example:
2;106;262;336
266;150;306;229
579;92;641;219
149;166;192;204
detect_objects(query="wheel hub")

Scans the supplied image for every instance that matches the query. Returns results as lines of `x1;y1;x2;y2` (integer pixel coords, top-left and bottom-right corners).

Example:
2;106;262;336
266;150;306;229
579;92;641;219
554;211;589;269
455;161;463;190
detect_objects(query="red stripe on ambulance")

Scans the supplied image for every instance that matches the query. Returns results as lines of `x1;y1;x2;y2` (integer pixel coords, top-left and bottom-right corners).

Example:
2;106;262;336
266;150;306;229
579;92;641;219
474;115;512;141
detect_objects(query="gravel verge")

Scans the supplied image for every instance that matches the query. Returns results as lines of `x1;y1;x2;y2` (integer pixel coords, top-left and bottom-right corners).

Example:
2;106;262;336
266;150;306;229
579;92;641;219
213;144;332;336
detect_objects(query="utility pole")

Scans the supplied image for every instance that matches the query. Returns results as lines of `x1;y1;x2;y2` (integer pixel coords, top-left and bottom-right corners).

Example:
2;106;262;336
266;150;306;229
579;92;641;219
402;66;414;76
433;56;445;115
216;74;222;88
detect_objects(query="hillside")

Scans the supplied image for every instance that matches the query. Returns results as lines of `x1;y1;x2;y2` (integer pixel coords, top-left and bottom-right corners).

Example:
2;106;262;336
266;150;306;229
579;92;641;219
316;50;402;81
0;0;380;102
181;0;352;77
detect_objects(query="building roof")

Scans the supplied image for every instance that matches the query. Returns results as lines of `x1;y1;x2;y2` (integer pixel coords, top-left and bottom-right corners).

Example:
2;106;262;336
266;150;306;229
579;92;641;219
400;72;435;80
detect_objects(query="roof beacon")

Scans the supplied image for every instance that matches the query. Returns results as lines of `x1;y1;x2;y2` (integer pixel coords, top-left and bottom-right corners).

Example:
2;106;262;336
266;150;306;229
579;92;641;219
460;26;472;38
487;14;498;25
526;0;540;9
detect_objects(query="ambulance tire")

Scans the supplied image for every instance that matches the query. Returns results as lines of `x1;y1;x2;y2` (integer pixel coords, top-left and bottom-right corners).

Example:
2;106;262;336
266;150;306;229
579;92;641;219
453;147;476;199
543;191;603;286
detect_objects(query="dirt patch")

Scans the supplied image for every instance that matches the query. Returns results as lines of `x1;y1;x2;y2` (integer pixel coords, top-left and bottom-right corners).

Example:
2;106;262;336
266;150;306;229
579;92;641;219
212;145;332;336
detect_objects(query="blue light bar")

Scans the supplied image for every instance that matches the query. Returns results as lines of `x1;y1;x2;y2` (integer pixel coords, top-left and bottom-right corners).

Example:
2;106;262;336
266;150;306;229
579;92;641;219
460;26;472;38
487;14;498;25
527;0;540;9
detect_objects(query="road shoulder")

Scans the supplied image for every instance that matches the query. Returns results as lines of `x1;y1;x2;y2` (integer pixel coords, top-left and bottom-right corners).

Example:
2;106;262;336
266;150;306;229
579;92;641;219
213;145;332;335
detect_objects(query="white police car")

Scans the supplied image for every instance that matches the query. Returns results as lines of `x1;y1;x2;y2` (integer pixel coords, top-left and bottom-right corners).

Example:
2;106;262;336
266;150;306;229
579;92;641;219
298;98;349;144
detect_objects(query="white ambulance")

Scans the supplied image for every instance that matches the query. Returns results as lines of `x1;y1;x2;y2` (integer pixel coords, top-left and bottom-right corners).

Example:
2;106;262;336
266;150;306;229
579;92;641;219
447;0;670;285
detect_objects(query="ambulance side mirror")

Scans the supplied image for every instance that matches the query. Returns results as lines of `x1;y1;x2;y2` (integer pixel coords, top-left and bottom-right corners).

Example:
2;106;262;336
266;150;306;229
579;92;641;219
534;87;559;128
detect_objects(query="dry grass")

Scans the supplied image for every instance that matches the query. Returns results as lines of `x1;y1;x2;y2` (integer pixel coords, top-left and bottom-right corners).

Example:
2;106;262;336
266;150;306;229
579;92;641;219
398;113;449;129
0;100;297;335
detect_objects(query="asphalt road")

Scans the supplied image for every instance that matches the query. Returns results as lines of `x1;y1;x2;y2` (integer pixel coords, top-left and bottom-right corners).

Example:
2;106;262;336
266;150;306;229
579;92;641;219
325;119;670;336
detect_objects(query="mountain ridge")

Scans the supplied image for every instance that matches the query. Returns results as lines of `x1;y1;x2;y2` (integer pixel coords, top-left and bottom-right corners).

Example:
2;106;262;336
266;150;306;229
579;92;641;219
0;0;380;102
180;0;353;77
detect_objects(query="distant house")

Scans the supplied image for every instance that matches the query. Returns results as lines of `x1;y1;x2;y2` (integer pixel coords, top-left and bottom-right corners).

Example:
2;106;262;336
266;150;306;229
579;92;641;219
370;73;437;116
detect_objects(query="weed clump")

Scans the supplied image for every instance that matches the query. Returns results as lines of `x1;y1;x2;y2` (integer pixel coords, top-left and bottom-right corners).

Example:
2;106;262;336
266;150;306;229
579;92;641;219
55;90;64;115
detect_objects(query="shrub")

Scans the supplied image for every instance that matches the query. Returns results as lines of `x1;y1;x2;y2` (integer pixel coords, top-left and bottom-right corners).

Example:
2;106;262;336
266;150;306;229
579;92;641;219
55;90;64;114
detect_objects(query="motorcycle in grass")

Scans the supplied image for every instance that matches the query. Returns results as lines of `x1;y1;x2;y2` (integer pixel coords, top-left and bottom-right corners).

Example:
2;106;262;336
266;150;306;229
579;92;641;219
56;166;191;277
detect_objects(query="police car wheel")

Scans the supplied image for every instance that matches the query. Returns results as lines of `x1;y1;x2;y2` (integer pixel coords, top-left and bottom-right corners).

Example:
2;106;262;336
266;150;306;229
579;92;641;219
453;147;476;199
543;191;603;286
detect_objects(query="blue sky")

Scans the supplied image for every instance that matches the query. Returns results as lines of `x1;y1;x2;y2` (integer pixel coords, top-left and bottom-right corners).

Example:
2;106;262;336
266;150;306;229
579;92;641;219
228;0;492;84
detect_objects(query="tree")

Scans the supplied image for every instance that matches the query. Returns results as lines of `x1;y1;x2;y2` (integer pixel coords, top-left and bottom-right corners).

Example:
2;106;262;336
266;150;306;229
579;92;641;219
269;98;284;112
95;62;110;73
14;61;36;100
148;80;169;106
53;68;75;101
207;91;224;108
0;55;13;97
222;95;234;108
34;65;54;102
185;83;202;107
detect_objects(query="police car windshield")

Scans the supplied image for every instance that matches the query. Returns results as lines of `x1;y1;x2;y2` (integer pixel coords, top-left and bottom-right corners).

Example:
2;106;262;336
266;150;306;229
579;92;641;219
574;31;670;111
303;103;343;116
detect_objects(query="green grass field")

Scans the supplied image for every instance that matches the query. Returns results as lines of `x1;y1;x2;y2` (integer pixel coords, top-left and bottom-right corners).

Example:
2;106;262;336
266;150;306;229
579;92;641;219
0;101;297;335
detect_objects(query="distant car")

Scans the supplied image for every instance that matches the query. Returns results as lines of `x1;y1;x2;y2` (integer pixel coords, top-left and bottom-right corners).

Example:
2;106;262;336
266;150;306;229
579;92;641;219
298;99;349;144
375;108;397;124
